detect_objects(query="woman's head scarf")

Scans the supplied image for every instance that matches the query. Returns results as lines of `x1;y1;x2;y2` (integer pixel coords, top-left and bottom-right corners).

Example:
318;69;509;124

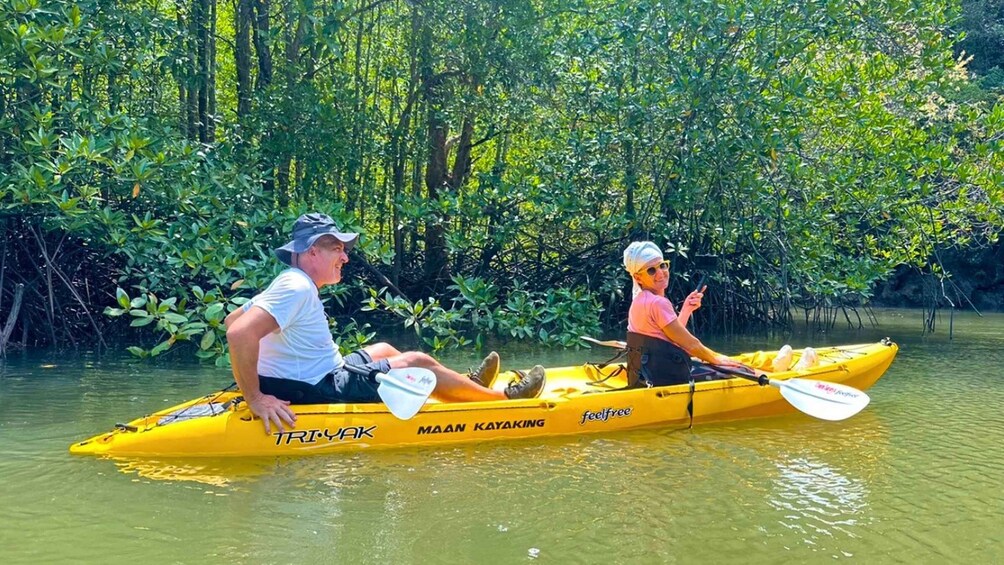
623;241;664;298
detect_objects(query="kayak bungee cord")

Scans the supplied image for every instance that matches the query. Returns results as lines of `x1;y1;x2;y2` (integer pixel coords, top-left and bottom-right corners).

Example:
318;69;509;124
827;338;895;361
151;383;240;428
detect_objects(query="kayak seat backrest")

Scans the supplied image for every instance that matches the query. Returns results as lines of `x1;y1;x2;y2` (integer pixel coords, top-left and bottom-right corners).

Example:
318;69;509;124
626;332;692;387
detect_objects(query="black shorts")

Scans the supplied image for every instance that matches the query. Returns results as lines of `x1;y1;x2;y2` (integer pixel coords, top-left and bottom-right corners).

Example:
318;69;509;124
259;350;393;404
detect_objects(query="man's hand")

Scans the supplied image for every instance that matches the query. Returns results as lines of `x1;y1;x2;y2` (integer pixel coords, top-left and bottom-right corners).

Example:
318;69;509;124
246;393;297;434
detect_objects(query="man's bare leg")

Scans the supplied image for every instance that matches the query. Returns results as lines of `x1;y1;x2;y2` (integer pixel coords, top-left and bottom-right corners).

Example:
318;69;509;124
361;342;403;361
387;351;506;401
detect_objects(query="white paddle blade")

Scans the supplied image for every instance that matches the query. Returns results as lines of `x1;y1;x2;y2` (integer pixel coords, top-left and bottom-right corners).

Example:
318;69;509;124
375;367;437;420
773;378;871;421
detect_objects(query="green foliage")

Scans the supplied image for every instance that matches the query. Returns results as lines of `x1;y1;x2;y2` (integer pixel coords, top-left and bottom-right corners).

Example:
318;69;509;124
104;286;245;365
1;0;1002;356
364;278;603;351
363;289;474;352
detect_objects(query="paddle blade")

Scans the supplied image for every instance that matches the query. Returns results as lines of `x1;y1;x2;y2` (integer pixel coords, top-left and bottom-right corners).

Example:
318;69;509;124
579;336;627;349
772;378;871;421
375;367;437;420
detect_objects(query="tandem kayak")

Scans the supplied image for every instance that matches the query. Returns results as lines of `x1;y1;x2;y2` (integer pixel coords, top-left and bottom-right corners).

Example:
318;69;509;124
70;340;897;457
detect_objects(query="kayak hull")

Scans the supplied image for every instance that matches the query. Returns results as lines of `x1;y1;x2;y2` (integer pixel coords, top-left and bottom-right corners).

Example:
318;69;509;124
70;341;897;457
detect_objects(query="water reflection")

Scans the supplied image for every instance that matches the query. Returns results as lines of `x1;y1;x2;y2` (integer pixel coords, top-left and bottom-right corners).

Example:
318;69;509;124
770;457;870;534
113;456;277;487
732;411;892;557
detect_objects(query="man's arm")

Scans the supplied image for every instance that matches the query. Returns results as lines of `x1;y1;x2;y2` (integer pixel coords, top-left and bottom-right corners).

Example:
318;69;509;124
225;306;297;434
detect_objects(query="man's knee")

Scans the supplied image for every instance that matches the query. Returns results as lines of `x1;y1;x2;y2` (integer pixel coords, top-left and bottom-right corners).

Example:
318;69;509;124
395;351;437;368
365;342;402;360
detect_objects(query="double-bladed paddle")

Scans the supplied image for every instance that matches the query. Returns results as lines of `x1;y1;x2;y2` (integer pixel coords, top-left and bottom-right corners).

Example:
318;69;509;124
579;336;870;421
344;364;437;420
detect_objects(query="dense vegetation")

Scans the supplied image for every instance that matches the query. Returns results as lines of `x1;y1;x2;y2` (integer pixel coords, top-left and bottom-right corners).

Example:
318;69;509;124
1;0;1001;360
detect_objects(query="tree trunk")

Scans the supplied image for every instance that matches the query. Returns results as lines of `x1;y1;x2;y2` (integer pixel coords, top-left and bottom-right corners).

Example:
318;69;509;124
195;0;210;143
253;0;273;91
476;129;510;276
235;0;253;118
346;0;367;213
389;7;423;287
423;80;450;286
252;0;274;197
449;115;474;190
207;0;217;142
176;0;192;137
0;284;25;357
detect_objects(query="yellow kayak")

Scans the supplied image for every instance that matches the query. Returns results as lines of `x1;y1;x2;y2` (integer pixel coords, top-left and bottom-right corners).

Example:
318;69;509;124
70;340;897;457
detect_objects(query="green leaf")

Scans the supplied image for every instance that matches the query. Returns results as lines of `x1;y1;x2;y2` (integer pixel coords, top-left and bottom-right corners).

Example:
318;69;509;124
163;312;188;324
116;288;130;309
200;330;216;350
104;307;125;317
204;302;225;322
130;316;155;327
150;340;172;356
126;346;147;358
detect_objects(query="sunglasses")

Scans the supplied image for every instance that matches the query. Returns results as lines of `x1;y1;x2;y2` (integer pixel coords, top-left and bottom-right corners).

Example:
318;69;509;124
638;260;670;276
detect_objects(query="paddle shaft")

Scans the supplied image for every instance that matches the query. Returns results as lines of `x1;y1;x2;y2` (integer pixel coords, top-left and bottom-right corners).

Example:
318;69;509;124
707;363;770;386
693;274;707;293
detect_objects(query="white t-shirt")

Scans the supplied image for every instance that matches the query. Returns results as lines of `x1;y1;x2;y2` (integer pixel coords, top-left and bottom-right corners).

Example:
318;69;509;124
244;268;344;384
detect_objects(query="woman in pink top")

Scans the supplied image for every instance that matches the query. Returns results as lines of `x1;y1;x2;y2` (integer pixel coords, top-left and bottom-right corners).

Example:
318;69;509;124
624;241;737;368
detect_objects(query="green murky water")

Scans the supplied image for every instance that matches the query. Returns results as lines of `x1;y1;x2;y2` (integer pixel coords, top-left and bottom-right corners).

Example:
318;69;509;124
2;308;1003;563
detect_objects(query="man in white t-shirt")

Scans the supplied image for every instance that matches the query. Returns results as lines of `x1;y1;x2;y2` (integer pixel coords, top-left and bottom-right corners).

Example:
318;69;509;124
226;213;546;433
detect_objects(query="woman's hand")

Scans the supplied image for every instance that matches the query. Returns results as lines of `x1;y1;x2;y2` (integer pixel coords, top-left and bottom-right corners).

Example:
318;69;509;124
682;285;707;312
714;354;746;369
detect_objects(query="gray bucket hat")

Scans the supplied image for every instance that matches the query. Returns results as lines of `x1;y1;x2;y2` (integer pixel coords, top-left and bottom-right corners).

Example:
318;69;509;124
274;213;359;266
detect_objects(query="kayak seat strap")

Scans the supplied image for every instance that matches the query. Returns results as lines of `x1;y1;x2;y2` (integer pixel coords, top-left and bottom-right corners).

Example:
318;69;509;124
585;348;629;388
686;378;696;429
